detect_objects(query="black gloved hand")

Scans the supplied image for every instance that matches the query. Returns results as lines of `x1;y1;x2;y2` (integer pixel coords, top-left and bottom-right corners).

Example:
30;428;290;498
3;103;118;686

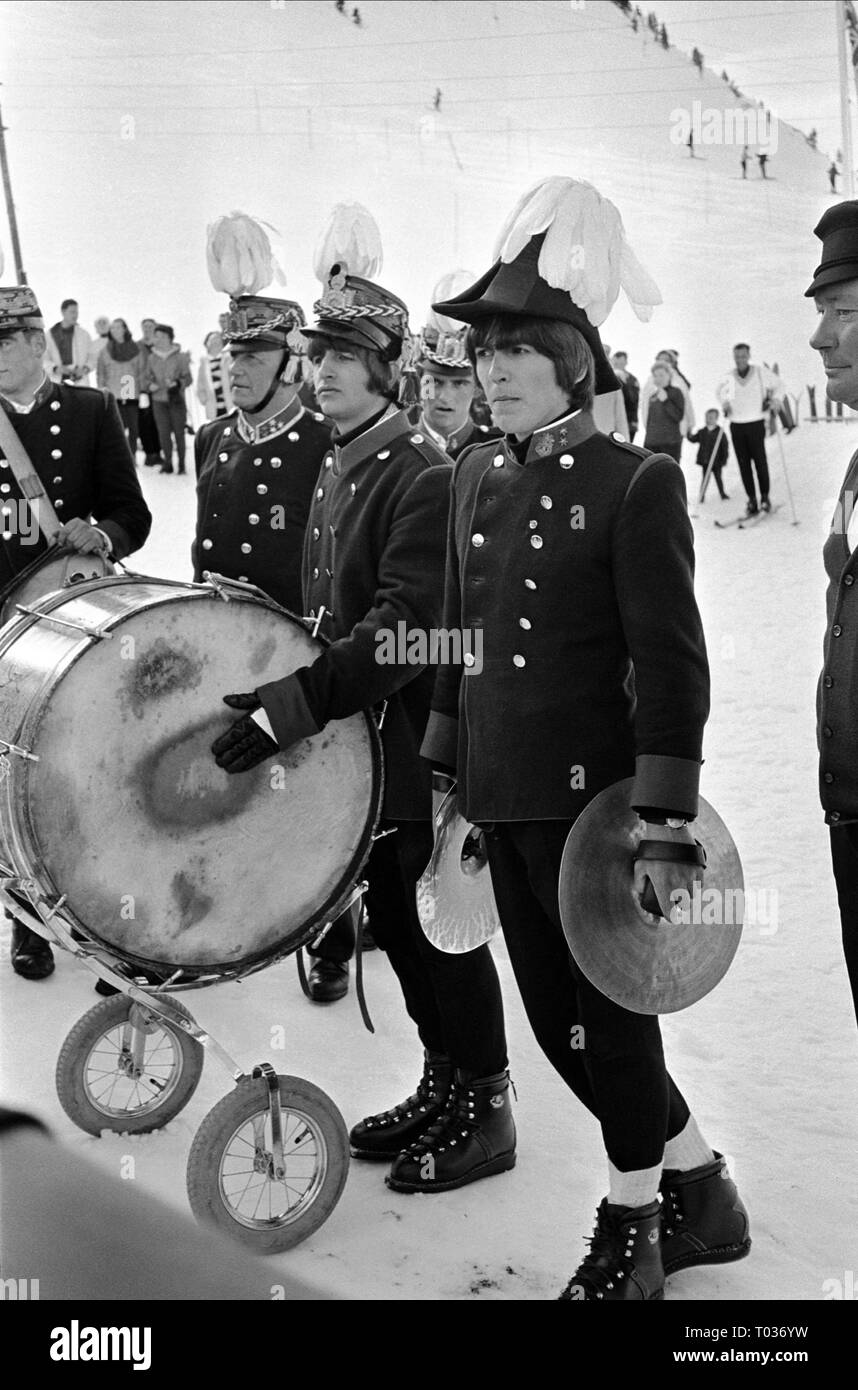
211;692;279;774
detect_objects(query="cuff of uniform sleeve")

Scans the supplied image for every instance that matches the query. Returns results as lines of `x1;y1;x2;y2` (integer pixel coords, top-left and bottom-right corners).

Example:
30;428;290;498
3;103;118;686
631;755;700;820
257;672;321;750
421;711;458;771
96;520;130;560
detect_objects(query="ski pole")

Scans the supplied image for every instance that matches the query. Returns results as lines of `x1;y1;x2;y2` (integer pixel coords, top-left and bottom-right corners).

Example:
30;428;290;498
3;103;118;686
698;426;726;503
773;416;800;525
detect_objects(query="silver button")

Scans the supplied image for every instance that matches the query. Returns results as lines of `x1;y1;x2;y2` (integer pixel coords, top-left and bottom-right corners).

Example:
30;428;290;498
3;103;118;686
0;485;9;495
464;652;476;667
492;454;504;468
241;542;252;554
0;461;7;468
253;457;263;467
223;427;232;437
248;514;260;525
378;449;391;460
313;528;320;540
519;618;532;630
55;499;64;509
256;484;268;495
540;496;553;509
350;483;357;495
288;431;300;442
313;567;320;579
611;431;625;442
238;574;248;581
50;400;60;411
0;506;10;516
559;454;574;469
271;459;282;469
219;451;228;461
316;488;324;500
1;532;10;541
472;533;485;547
50;424;60;436
325;456;333;469
202;539;213;550
411;433;424;444
528;520;538;530
53;476;62;484
513;655;526;668
51;449;62;460
525;579;537;590
530;535;543;549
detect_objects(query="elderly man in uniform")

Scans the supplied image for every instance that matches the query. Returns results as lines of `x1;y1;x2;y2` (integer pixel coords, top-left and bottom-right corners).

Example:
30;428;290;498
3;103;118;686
0;287;152;981
808;199;858;1034
422;179;749;1299
193;290;354;1003
212;220;513;1193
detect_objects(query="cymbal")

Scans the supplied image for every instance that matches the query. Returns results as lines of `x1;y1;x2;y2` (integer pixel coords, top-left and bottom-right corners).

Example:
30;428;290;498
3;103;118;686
417;790;500;954
559;778;743;1014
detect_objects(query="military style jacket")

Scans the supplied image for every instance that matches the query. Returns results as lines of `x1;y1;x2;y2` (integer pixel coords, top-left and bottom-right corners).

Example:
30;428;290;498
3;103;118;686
820;448;858;824
193;402;331;614
257;407;452;821
421;409;710;823
0;380;151;589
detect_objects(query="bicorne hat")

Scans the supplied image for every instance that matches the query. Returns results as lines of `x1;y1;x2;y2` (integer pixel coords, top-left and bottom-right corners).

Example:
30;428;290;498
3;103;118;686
433;178;663;397
805;200;858;297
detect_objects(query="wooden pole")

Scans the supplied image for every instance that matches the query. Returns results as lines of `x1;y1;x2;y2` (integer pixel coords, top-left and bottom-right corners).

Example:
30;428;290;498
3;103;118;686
837;0;856;197
0;100;27;283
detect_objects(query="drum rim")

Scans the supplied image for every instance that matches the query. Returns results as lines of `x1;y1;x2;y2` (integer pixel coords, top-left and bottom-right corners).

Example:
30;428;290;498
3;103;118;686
0;575;385;979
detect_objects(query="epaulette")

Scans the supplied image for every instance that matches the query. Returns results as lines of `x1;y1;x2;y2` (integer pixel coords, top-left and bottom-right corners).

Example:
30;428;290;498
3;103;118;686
608;432;650;459
405;430;451;469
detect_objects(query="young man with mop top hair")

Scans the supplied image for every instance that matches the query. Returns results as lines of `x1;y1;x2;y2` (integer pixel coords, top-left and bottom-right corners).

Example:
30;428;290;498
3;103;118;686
422;177;750;1300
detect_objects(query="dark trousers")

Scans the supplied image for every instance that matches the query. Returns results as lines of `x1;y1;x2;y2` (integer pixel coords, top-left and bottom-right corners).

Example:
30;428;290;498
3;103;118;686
827;827;858;1030
117;400;139;454
486;821;690;1171
152;398;187;470
317;821;507;1076
698;462;728;500
730;420;769;504
138;402;161;458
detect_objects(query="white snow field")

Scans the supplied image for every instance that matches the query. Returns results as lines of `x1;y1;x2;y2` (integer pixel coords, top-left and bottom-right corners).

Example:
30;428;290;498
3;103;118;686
2;1;857;1301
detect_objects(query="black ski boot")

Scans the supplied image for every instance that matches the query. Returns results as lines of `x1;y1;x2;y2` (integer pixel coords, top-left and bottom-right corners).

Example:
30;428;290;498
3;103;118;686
349;1051;452;1161
386;1068;516;1193
745;499;759;517
660;1152;751;1276
559;1199;664;1301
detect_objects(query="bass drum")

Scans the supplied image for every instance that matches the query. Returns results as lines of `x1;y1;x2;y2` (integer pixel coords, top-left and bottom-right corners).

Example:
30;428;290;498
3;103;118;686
0;547;115;627
0;575;382;976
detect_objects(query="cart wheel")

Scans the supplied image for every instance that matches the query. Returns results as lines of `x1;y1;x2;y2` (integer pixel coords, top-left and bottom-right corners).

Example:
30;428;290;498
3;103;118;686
186;1075;349;1253
55;993;203;1136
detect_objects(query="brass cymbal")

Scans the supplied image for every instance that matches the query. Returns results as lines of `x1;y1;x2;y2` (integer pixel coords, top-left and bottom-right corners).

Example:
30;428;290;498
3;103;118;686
559;778;744;1014
417;790;500;954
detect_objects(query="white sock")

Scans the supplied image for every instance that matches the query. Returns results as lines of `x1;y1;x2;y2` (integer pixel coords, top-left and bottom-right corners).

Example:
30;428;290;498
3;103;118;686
607;1159;661;1208
662;1114;715;1173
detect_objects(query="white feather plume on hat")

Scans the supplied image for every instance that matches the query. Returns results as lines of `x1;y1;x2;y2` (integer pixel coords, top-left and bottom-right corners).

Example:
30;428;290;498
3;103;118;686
426;270;474;335
492;177;662;327
313;203;383;282
206;211;285;297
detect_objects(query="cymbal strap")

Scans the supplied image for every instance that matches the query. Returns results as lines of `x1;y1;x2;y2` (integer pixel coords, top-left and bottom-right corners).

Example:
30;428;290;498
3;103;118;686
635;839;707;868
0;407;62;543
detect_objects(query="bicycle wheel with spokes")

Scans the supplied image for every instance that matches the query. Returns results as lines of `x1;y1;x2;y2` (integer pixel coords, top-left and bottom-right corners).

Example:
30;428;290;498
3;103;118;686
55;993;203;1136
186;1075;349;1253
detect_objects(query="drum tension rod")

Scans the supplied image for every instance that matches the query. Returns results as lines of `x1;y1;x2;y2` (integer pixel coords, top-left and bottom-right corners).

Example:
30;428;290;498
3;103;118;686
252;1062;287;1181
0;738;39;762
14;603;113;640
202;571;232;602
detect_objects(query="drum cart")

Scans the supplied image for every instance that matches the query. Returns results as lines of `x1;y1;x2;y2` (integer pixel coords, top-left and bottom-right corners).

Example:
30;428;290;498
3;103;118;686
0;570;384;1254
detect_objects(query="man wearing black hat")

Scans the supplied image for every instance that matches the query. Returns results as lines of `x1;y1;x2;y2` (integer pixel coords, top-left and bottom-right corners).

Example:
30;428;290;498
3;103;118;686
421;178;749;1300
193;293;355;1002
809;199;858;1034
414;281;500;460
0;286;152;981
211;226;513;1194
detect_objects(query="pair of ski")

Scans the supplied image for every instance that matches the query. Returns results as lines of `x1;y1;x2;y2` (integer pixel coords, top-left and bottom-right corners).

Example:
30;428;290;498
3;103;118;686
714;504;783;530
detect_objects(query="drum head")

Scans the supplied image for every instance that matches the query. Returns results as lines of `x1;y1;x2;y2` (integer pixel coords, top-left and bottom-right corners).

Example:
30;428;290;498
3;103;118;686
13;582;381;972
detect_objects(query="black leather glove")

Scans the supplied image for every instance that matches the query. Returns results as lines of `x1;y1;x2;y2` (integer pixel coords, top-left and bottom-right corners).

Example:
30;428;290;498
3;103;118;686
211;692;279;774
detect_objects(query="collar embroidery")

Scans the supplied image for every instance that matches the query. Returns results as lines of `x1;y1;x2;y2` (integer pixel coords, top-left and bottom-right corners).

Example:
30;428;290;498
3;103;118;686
236;401;304;446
